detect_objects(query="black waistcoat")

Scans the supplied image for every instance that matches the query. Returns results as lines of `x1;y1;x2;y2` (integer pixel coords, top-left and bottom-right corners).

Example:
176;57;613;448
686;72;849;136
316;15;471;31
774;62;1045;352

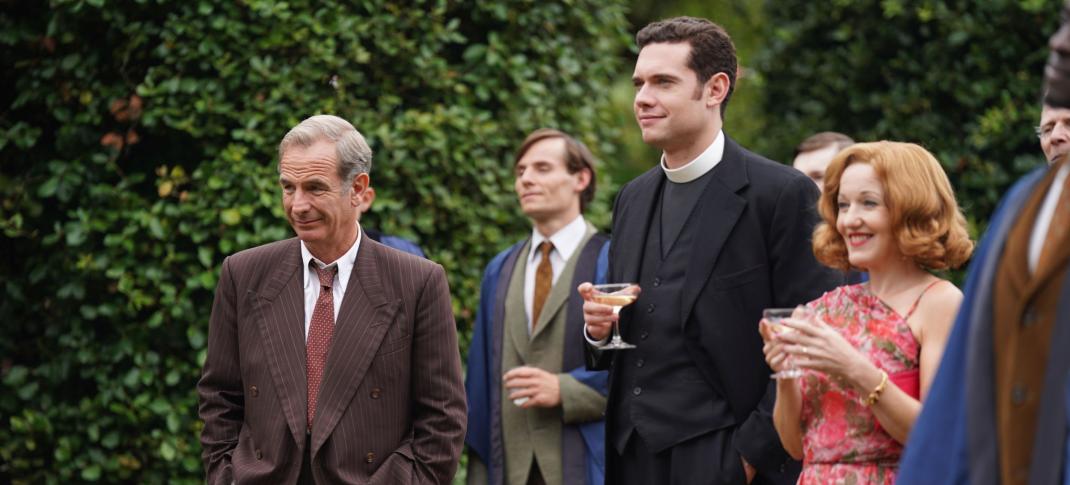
610;179;734;454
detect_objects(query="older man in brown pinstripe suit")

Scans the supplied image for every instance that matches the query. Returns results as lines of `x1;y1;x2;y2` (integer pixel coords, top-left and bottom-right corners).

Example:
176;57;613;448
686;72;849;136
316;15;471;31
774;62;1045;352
197;115;466;484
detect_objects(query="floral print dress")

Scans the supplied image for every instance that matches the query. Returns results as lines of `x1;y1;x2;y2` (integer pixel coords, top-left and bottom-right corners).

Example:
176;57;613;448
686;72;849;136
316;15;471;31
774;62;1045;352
796;283;928;485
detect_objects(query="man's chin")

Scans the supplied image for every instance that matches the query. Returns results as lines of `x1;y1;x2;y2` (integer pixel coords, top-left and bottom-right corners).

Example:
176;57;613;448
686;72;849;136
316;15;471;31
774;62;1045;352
640;131;665;149
292;227;323;241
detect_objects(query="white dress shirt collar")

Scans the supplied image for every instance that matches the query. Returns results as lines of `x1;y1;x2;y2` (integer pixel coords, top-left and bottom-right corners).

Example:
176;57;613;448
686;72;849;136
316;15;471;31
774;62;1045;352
300;224;362;294
660;130;725;183
529;215;587;264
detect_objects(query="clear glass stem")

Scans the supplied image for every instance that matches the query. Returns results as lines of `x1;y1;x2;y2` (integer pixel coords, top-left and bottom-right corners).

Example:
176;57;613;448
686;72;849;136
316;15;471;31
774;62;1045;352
609;306;624;344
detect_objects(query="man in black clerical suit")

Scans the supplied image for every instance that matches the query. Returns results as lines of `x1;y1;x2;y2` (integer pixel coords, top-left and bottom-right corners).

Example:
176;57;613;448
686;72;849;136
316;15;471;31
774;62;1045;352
579;17;841;485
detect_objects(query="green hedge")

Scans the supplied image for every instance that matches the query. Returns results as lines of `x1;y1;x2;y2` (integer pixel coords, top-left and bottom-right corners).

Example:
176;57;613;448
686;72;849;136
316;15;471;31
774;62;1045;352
0;1;628;482
754;0;1059;236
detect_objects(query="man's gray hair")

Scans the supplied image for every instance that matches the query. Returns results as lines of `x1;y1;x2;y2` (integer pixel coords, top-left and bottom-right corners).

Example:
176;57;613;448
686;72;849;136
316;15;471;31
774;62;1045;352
278;115;372;190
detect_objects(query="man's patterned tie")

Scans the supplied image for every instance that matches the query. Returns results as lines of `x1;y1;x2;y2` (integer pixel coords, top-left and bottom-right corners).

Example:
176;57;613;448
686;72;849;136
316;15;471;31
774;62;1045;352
531;241;554;331
307;263;337;428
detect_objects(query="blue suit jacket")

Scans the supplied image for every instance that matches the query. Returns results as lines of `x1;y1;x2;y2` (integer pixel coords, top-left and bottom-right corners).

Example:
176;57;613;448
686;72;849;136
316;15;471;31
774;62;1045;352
899;165;1070;484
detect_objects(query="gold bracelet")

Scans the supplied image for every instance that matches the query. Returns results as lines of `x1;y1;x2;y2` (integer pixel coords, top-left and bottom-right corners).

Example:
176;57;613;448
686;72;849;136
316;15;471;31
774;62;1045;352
863;370;889;407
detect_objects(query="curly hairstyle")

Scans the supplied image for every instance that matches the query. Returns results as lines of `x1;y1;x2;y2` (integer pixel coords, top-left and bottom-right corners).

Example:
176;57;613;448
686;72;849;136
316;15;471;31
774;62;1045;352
812;141;974;272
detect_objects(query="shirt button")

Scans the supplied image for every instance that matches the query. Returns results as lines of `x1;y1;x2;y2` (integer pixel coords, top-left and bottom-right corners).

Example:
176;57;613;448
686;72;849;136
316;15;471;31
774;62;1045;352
250;385;259;397
633;387;642;396
255;449;263;460
646;304;655;313
1011;384;1028;405
636;359;645;368
365;452;376;463
652;277;661;287
1022;306;1037;327
370;388;382;399
640;332;649;340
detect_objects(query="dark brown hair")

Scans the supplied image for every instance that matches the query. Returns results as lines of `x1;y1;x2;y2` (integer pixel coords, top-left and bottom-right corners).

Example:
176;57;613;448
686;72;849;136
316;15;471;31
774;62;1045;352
793;132;855;159
513;128;598;212
636;16;737;119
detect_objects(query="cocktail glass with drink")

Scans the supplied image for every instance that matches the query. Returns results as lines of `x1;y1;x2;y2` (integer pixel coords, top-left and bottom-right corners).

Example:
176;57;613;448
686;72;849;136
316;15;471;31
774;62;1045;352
591;283;640;350
762;306;813;379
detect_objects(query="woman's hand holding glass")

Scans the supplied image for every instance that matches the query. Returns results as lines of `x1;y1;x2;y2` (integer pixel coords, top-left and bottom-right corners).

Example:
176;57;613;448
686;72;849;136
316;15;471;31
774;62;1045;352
768;310;870;384
760;306;813;379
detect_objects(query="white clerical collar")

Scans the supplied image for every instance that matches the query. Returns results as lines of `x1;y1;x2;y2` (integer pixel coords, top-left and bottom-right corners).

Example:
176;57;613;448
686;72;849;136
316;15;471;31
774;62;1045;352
529;215;587;264
300;222;362;293
660;130;725;183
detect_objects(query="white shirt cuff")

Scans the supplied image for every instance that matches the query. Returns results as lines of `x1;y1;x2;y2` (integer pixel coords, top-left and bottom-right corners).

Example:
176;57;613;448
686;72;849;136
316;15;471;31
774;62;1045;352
583;325;610;348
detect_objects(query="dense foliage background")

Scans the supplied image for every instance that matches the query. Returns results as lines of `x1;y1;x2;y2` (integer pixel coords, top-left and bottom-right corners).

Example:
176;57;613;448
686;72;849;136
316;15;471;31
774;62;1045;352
0;1;627;482
2;0;1065;482
753;0;1059;234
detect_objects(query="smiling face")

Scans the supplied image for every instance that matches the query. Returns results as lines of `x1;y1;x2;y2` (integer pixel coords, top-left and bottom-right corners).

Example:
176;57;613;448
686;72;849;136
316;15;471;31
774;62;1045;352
632;42;726;164
835;163;899;271
514;137;590;233
279;139;364;261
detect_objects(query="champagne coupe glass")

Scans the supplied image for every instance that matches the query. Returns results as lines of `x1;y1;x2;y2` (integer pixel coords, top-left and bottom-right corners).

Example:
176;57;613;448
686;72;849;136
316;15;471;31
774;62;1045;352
762;306;813;379
591;283;640;350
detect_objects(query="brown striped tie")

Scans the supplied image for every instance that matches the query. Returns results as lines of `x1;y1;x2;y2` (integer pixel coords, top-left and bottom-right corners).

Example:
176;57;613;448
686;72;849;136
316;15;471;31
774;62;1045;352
1039;168;1070;271
531;241;554;331
307;263;337;427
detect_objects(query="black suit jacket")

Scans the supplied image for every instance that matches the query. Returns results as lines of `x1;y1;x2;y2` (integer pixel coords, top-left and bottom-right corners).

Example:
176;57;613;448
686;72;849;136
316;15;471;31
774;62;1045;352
590;136;842;481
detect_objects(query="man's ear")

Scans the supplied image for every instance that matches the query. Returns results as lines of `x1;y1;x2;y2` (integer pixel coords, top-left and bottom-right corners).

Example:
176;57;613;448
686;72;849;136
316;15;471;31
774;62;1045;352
705;72;731;109
360;186;377;214
350;173;370;208
575;167;592;193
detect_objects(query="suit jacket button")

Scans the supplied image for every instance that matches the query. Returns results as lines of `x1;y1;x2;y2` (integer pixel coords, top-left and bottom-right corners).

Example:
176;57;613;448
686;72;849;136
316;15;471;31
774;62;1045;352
365;452;375;463
633;387;642;396
255;449;263;460
250;385;259;397
370;388;382;399
1011;384;1028;405
1023;306;1037;327
646;304;655;313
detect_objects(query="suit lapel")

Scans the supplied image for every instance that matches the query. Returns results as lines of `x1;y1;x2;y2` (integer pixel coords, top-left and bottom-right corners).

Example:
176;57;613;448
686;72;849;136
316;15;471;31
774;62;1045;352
506;242;533;361
310;237;399;455
252;239;308;446
614;169;662;284
680;138;748;325
965;168;1047;483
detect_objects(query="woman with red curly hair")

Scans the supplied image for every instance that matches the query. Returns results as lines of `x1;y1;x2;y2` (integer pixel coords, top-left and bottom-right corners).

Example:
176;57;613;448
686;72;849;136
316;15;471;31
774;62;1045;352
760;141;974;484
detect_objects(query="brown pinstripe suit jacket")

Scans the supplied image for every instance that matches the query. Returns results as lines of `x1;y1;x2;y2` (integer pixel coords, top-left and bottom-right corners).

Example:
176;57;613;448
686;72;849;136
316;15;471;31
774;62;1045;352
197;235;466;484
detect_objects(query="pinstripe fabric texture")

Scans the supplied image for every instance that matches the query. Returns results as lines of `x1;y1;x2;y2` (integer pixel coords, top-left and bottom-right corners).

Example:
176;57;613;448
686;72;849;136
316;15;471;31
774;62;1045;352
198;234;467;484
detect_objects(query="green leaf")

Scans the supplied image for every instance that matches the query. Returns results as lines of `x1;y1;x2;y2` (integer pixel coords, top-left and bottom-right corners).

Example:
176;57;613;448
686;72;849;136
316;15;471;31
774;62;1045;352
160;441;176;461
220;208;241;225
81;465;102;481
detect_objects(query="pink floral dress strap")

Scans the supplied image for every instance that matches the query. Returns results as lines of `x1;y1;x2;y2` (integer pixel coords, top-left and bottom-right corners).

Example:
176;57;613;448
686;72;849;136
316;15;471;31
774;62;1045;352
903;279;944;320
